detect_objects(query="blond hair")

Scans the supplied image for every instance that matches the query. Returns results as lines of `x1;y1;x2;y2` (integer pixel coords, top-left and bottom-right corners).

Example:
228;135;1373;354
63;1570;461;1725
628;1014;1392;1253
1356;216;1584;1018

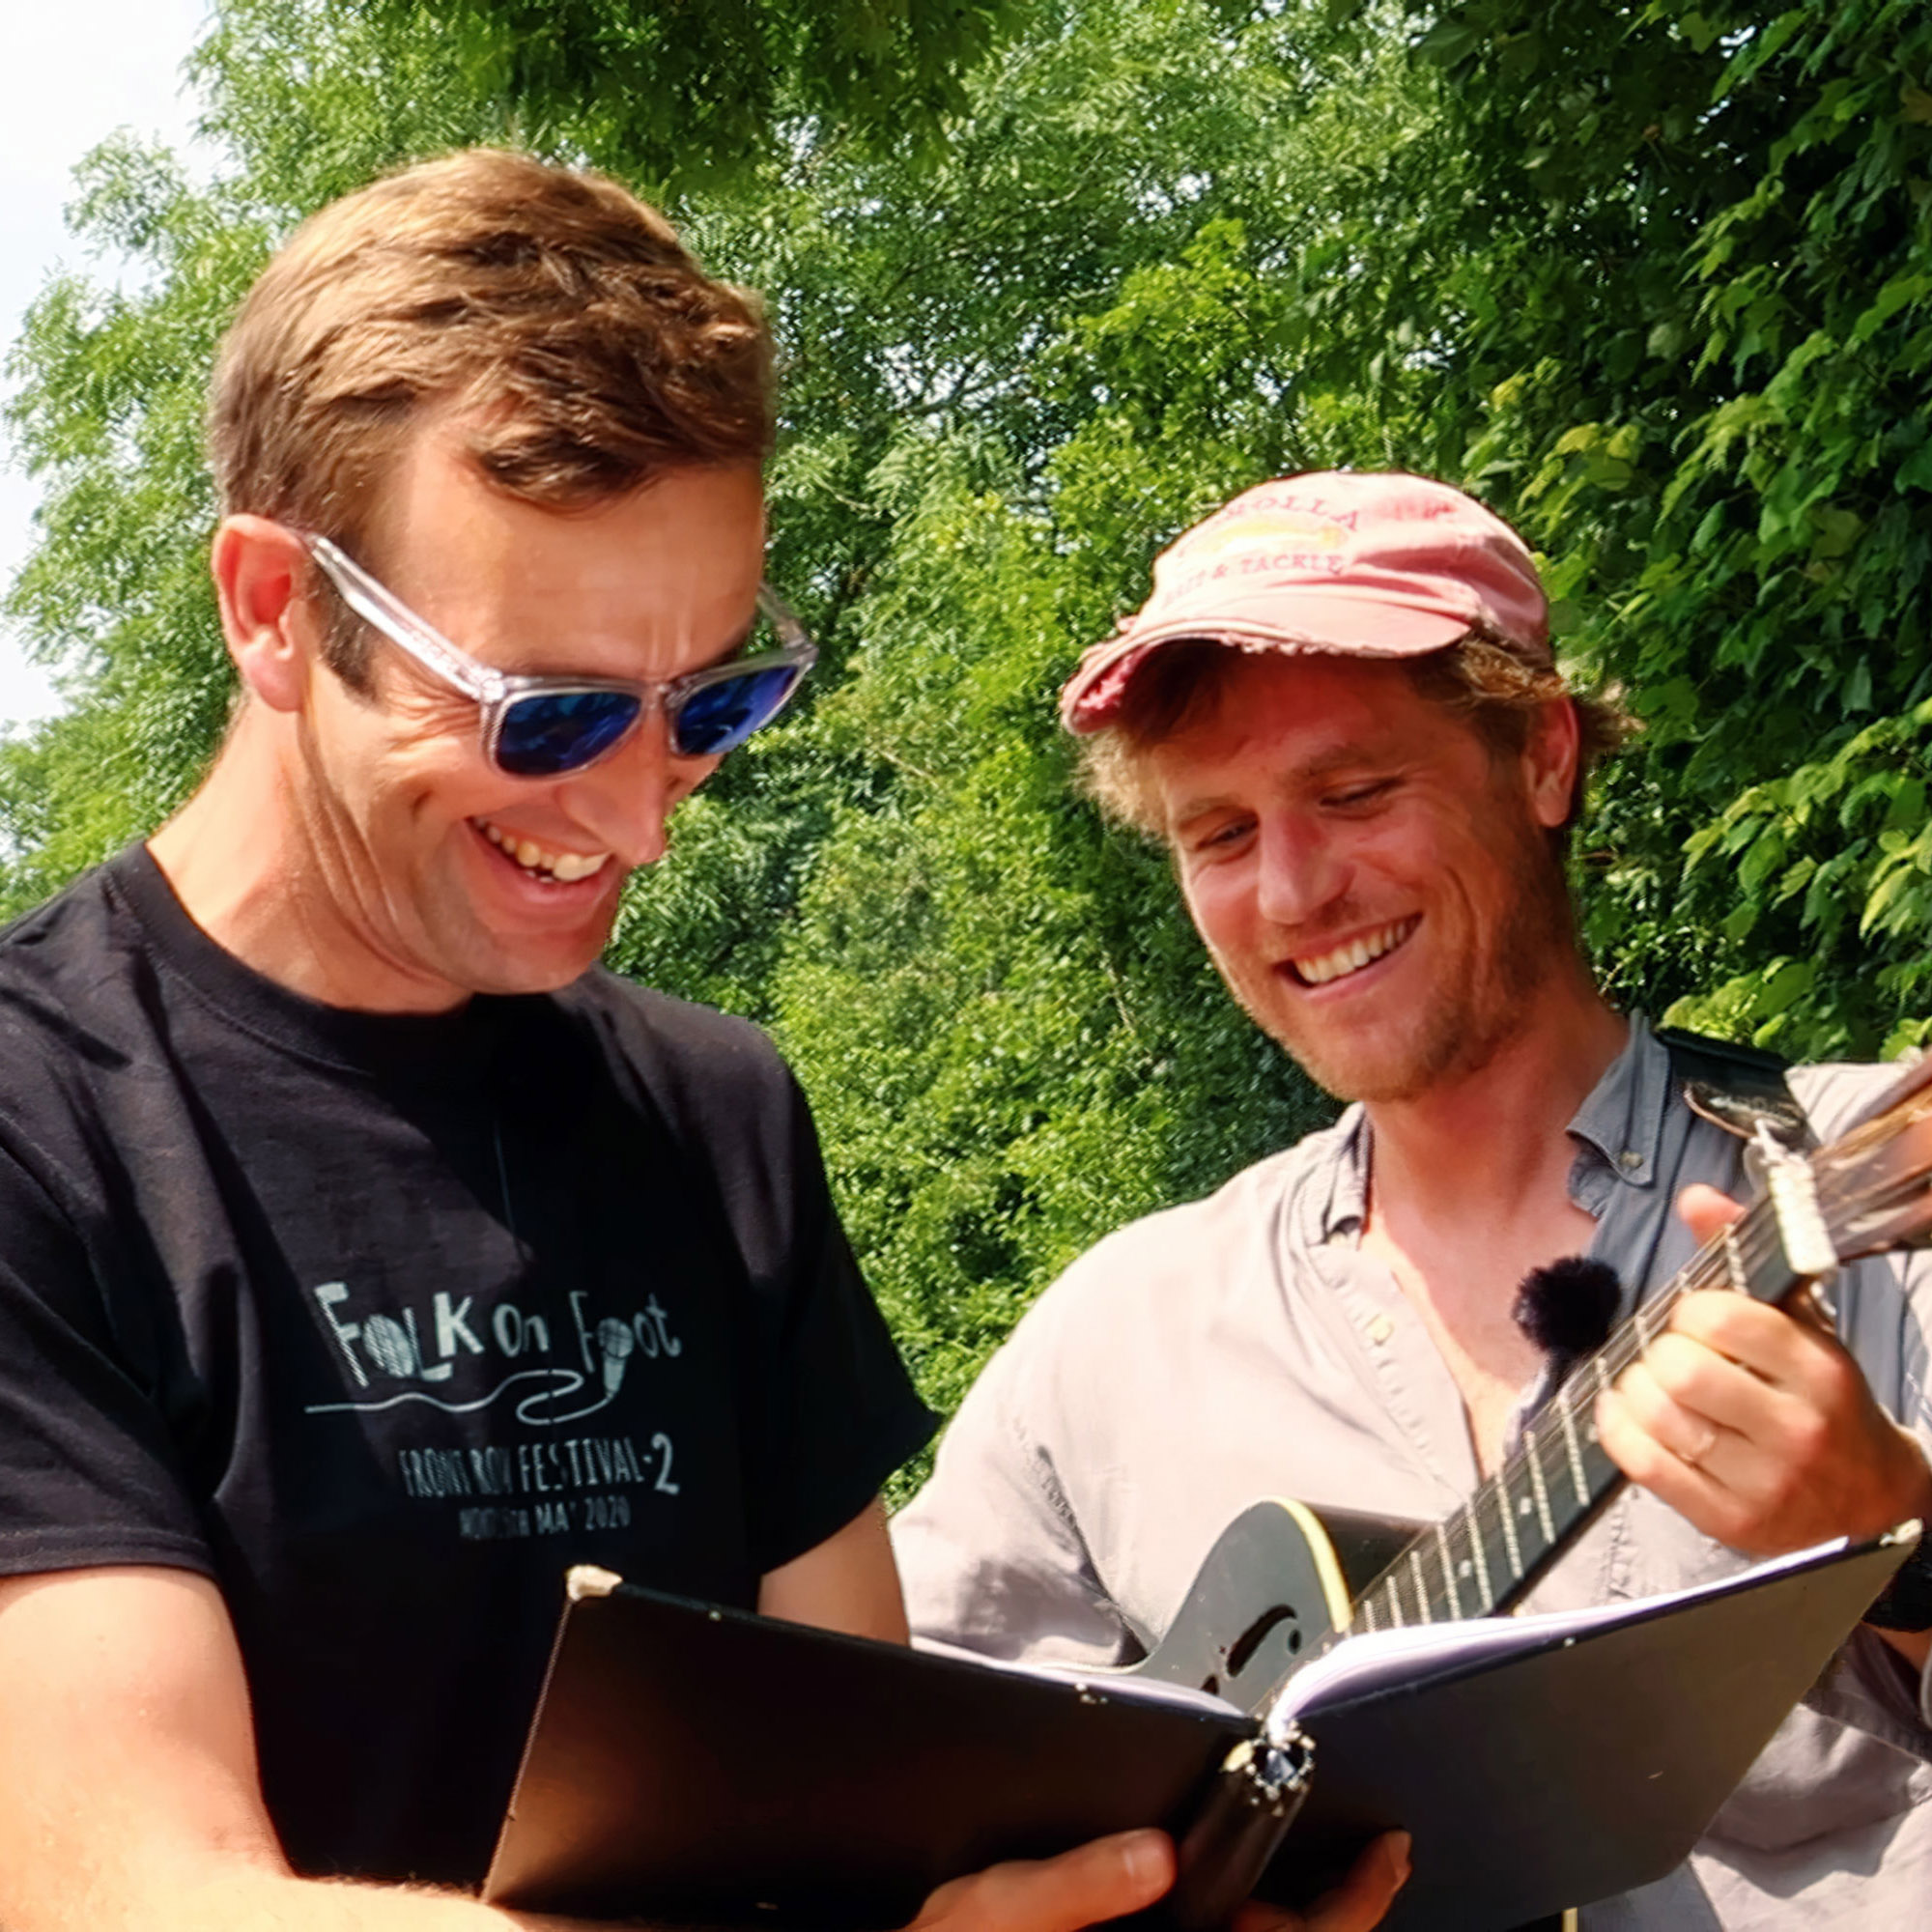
209;148;775;683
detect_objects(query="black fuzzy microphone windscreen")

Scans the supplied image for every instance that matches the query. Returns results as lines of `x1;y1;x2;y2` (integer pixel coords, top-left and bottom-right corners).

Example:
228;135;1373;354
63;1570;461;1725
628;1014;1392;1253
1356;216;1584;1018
1513;1255;1623;1363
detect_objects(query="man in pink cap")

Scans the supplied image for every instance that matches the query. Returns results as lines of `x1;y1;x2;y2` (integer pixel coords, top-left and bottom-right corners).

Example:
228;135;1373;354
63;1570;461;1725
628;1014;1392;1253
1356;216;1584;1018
896;472;1932;1925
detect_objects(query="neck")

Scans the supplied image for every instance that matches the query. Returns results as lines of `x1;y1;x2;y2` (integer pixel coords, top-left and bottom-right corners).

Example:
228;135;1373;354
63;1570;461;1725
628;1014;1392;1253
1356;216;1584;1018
1364;961;1628;1232
147;705;465;1014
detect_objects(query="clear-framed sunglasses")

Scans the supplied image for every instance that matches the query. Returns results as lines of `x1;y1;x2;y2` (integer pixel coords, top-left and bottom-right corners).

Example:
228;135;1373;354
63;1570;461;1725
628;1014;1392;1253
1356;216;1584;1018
302;534;817;779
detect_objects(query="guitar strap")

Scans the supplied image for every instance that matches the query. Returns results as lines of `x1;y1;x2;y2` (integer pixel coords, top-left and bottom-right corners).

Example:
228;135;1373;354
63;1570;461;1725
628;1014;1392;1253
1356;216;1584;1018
1516;1028;1820;1384
1655;1024;1816;1156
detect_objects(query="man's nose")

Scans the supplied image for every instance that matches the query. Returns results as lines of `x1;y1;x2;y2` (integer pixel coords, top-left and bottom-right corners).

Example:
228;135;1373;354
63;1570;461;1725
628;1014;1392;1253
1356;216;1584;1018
555;711;700;868
1254;814;1348;927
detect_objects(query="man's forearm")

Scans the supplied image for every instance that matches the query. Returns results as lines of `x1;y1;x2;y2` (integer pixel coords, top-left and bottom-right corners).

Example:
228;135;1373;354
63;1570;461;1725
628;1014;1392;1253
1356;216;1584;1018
58;1866;620;1932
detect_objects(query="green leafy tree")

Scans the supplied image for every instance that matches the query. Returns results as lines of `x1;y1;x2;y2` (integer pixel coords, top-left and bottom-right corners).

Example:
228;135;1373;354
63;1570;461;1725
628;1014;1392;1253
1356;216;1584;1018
631;8;1447;1419
8;0;1925;1446
1409;0;1932;1057
363;0;1029;189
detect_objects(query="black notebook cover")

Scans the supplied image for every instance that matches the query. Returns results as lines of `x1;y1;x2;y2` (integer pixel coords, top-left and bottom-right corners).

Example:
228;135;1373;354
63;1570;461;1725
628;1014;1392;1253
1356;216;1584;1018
485;1535;1904;1931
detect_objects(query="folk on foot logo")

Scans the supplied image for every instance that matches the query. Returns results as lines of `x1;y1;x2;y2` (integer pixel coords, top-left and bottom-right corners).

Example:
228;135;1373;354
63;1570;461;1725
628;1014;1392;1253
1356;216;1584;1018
304;1279;690;1543
303;1279;681;1428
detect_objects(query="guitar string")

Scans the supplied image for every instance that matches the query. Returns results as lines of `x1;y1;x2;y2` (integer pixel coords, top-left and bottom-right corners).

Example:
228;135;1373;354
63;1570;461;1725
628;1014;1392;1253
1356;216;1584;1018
1349;1193;1797;1634
1359;1105;1932;1632
1471;1161;1928;1591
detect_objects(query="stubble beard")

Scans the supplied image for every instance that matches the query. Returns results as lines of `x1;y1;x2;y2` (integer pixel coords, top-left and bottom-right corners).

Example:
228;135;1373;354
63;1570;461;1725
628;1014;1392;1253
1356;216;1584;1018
418;843;626;1000
1240;836;1577;1108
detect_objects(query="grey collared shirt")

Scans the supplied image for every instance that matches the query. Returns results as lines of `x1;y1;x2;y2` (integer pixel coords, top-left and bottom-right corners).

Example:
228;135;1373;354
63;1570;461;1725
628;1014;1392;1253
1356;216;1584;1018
895;1020;1932;1927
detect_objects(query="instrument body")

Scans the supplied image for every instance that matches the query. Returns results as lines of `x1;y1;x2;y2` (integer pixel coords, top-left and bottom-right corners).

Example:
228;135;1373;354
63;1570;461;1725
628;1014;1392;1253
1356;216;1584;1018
1136;1050;1932;1711
1142;1498;1419;1708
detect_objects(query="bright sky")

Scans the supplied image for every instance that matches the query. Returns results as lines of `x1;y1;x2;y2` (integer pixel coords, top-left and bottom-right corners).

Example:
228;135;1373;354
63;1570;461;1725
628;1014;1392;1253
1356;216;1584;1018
0;0;217;730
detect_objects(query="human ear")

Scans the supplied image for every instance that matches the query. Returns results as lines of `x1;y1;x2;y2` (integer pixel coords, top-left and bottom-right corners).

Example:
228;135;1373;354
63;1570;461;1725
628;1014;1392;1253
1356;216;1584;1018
1522;696;1581;829
210;516;313;715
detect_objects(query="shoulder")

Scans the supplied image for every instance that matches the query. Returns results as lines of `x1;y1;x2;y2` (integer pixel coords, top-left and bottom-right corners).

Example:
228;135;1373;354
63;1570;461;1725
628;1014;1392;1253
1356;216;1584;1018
1789;1056;1923;1144
0;865;158;1231
997;1119;1350;1362
553;970;795;1097
547;971;816;1184
1072;1115;1350;1286
0;861;128;1002
558;966;778;1056
0;863;140;1093
923;1122;1348;1540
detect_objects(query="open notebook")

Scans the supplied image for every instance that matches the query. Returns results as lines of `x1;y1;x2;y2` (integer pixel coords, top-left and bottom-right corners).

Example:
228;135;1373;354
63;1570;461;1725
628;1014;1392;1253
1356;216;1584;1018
484;1529;1910;1931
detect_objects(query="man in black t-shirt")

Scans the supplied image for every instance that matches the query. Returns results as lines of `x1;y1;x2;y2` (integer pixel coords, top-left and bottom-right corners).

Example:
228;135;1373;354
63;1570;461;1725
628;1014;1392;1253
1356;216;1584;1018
0;153;1402;1932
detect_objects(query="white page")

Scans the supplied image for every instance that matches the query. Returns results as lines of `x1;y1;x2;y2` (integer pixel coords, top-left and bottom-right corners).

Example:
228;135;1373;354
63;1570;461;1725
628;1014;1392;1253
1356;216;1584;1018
916;1533;1878;1741
1260;1535;1855;1743
912;1634;1244;1719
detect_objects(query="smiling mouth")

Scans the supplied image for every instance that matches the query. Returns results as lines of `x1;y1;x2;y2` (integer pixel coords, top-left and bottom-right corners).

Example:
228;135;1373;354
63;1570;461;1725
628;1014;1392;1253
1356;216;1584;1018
1288;916;1420;987
473;817;611;886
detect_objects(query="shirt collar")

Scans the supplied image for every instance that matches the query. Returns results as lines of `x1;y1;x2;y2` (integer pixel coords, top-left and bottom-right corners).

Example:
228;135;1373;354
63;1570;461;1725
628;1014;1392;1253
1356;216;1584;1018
1320;1105;1372;1240
1313;1013;1667;1242
1566;1012;1667;1202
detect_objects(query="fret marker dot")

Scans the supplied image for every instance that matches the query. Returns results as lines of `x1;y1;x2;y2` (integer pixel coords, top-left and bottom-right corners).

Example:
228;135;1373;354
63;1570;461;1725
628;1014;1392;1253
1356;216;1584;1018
1458;1559;1472;1578
1518;1497;1534;1517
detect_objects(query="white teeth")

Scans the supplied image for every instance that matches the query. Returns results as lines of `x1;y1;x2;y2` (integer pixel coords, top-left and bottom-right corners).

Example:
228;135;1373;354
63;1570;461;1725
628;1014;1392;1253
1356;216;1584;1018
475;819;610;885
1293;918;1417;987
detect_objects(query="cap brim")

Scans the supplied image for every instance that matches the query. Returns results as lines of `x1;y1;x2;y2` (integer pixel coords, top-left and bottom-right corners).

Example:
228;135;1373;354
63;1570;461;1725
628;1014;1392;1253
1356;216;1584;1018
1061;597;1475;735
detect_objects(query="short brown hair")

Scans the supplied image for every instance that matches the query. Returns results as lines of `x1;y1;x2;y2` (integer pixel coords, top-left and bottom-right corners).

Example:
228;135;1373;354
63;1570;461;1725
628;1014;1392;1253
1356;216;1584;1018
209;148;775;684
1079;637;1634;837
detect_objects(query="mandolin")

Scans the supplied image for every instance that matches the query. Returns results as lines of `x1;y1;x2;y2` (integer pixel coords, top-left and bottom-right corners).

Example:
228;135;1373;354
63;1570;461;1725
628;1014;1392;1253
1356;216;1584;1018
1135;1048;1932;1713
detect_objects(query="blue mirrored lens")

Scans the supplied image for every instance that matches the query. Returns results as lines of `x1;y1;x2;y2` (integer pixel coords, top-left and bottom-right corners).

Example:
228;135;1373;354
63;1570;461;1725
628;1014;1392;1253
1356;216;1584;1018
670;665;804;757
497;690;643;777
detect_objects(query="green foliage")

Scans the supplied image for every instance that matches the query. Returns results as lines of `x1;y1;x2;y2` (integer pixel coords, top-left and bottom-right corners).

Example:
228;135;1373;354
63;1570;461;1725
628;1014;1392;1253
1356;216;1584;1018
1669;697;1932;1058
1422;0;1932;1060
603;1;1435;1414
0;141;261;909
4;0;1928;1453
360;0;1030;190
766;442;1328;1422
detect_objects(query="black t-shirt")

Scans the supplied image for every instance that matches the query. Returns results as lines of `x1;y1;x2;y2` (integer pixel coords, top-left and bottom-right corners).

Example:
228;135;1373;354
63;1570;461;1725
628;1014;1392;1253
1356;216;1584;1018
0;847;933;1884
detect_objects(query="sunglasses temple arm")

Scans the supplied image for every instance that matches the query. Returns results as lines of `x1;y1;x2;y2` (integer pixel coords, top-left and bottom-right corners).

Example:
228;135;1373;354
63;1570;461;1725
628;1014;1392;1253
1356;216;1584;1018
755;584;816;660
307;538;504;704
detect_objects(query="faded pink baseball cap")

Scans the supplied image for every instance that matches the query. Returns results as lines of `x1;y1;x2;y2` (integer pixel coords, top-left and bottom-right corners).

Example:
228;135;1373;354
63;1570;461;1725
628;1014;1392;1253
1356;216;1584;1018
1060;471;1549;734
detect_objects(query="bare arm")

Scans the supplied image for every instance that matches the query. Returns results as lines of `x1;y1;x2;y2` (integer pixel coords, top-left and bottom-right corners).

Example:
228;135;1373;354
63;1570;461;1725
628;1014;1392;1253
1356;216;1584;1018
757;1496;909;1641
0;1565;603;1932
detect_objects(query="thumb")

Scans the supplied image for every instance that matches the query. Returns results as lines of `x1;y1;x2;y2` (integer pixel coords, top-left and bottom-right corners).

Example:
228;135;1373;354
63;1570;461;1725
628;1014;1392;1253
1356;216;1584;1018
1676;1181;1746;1249
906;1829;1175;1932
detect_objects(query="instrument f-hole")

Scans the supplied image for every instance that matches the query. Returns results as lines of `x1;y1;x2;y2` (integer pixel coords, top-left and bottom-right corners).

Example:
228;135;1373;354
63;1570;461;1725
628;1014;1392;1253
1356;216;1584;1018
1227;1604;1300;1678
